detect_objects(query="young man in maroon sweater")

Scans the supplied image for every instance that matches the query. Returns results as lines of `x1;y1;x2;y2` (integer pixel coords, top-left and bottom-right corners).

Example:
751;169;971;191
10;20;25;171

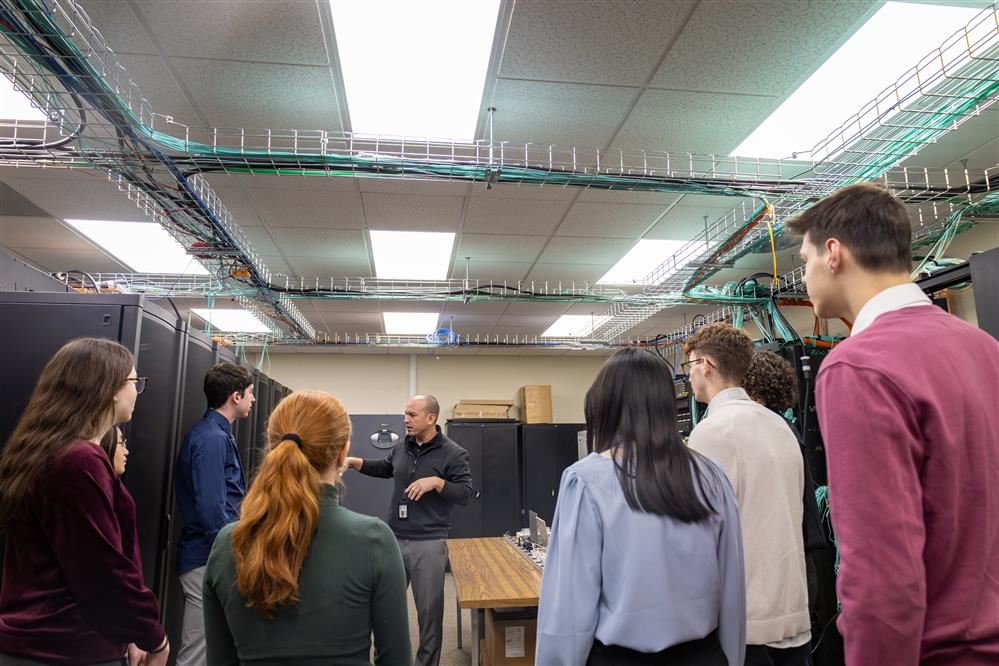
788;183;999;665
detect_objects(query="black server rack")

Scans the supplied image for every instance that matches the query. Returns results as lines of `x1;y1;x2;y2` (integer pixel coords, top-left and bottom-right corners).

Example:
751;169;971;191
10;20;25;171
340;414;407;521
252;374;273;472
234;369;260;485
446;421;519;538
520;423;585;526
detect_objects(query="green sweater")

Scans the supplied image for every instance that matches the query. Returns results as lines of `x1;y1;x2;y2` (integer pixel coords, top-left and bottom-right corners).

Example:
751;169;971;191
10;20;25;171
203;484;411;665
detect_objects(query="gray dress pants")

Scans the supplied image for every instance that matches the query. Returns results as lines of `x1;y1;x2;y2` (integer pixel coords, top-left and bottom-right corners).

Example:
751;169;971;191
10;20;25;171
397;538;447;666
177;565;207;666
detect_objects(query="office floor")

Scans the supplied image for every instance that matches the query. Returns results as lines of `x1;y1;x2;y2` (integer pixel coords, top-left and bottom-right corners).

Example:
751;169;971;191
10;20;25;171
405;573;472;666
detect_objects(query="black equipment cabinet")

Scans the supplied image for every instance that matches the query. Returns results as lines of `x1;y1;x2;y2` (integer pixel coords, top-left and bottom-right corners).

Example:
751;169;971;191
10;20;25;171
520;423;585;526
340;414;407;521
446;421;520;538
251;373;273;472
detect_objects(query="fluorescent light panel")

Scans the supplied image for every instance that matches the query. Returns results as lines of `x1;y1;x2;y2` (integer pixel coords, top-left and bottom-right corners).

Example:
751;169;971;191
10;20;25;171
732;2;981;160
191;309;273;333
331;0;501;140
370;230;454;280
598;239;710;285
542;314;611;338
383;312;440;335
0;75;47;121
64;219;208;275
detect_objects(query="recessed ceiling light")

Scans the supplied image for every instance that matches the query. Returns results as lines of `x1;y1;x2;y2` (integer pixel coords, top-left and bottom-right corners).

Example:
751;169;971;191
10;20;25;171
330;0;501;140
0;75;47;121
191;308;274;333
541;314;611;338
370;230;454;280
383;312;440;335
598;239;711;285
64;219;208;275
732;2;981;160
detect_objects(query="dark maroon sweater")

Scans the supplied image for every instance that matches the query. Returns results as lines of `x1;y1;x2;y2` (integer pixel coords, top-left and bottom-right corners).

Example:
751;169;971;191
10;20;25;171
0;440;165;664
817;307;999;665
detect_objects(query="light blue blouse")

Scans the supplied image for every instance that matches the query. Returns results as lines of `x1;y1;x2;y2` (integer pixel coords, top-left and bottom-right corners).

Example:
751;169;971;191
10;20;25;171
535;453;746;665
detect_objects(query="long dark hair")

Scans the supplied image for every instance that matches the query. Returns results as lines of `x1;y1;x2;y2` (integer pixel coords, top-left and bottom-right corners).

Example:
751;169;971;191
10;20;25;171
0;337;134;527
585;347;715;522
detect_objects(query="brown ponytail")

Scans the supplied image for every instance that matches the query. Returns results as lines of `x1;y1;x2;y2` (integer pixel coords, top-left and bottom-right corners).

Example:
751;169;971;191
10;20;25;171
230;390;351;616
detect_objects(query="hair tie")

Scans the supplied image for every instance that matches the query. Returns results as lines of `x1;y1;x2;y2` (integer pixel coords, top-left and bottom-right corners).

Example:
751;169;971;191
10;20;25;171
282;433;303;449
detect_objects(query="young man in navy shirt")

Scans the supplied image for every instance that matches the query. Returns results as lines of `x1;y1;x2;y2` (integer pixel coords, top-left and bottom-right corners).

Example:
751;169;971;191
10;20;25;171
174;363;255;666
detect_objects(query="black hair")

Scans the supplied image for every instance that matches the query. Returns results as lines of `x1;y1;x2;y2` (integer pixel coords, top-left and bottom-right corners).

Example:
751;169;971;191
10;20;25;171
585;348;716;522
205;363;254;410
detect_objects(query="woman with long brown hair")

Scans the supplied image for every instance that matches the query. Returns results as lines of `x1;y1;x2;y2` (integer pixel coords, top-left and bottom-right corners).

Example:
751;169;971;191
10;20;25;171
0;337;169;666
203;390;410;665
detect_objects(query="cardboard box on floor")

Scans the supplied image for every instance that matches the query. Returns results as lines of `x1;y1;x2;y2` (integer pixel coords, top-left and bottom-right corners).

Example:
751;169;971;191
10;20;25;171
485;609;537;666
520;384;552;423
453;399;514;419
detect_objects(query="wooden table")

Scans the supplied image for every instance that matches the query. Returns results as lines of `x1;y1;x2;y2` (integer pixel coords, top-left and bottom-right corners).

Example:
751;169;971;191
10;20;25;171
447;537;542;666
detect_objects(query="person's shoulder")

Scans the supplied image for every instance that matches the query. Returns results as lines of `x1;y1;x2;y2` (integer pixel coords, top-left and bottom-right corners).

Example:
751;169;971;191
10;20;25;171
53;440;113;477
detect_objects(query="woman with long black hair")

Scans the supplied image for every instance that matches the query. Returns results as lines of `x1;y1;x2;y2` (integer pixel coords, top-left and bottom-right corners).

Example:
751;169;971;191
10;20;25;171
536;347;746;666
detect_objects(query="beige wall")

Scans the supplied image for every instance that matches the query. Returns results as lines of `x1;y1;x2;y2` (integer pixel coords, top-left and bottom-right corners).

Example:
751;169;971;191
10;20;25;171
260;352;606;422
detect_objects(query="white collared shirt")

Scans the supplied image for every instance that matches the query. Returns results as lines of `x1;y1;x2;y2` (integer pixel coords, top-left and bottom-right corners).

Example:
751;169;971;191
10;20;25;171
851;282;933;336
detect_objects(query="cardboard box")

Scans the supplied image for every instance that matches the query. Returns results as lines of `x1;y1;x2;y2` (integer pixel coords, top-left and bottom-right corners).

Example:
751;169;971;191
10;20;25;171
453;403;511;419
520;384;552;423
485;609;536;666
460;399;515;407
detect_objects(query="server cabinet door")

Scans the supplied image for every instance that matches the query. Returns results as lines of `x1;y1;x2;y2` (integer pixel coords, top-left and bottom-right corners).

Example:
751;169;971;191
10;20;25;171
341;415;407;520
252;375;273;471
0;301;126;445
446;424;483;539
481;424;520;537
123;310;184;604
521;424;558;525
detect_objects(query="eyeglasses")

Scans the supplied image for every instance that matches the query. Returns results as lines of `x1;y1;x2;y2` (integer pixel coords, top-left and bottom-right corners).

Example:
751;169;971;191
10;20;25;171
680;358;713;373
127;377;149;395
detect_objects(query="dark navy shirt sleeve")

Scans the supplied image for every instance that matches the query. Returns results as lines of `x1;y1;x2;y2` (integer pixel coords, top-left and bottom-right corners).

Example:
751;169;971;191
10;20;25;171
190;430;231;541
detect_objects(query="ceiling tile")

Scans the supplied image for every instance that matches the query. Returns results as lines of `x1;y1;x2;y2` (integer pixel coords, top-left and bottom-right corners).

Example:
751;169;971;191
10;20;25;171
472;183;578;201
136;1;328;65
612;89;778;154
538;236;633;264
284;255;371;278
504;301;571;316
270;228;367;259
491;79;637;148
237;226;281;256
441;301;509;315
0;218;92;250
358;179;471;196
456;233;547;263
575;190;682;205
500;0;697;86
310;299;383;313
205;182;265;227
649;1;876;95
361;193;464;232
313;311;382;327
78;1;158;54
247;189;365;229
10;247;128;273
110;53;202;128
462;195;570;236
170;59;340;131
525;263;615;284
257;254;294;278
557;202;667;238
447;261;532;283
2;173;149;221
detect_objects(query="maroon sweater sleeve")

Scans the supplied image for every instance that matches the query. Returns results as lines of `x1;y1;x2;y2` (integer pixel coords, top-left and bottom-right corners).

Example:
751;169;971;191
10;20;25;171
38;444;166;651
816;362;926;665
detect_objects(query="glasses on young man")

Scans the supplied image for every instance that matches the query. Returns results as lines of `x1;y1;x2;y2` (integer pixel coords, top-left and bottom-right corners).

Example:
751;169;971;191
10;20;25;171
127;377;149;395
680;358;713;373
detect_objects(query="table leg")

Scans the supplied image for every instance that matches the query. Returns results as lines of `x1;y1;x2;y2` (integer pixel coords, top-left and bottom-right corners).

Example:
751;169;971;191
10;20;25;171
456;599;463;649
471;608;479;666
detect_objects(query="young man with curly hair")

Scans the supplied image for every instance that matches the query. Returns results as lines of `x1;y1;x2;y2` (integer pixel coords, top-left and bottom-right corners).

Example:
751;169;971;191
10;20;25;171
788;183;999;664
684;324;810;666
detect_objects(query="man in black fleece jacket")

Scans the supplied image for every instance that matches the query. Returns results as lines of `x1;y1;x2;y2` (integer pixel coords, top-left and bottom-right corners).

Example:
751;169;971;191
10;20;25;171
345;394;474;666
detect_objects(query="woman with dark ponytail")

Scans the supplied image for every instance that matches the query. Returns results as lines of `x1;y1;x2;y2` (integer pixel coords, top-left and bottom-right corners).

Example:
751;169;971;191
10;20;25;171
203;390;411;665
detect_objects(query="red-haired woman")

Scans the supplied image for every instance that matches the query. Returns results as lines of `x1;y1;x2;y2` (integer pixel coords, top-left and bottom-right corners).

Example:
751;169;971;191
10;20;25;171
0;338;168;665
203;390;410;665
